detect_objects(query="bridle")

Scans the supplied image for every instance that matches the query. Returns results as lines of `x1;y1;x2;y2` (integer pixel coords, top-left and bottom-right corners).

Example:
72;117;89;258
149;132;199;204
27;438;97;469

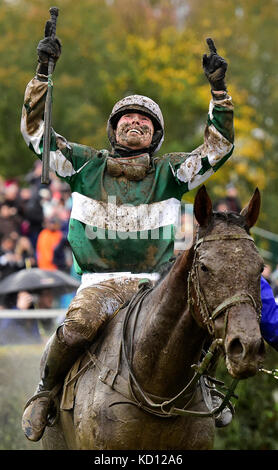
188;232;262;337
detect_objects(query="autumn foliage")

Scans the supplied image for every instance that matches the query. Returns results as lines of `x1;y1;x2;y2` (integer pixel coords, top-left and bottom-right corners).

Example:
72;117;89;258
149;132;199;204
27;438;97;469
0;0;277;224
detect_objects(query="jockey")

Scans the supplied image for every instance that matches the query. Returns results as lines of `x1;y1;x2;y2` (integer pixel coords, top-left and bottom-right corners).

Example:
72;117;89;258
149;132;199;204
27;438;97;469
21;31;235;441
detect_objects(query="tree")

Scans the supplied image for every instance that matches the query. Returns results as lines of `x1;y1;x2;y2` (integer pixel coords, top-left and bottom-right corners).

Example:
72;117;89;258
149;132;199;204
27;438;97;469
184;0;278;232
0;0;263;200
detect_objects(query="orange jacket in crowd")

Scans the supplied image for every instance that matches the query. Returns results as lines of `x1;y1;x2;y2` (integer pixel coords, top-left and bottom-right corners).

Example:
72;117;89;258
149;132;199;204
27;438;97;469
36;228;62;270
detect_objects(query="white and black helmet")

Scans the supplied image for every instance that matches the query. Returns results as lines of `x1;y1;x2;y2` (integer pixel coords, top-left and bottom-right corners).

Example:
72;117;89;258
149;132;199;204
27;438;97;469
107;94;164;154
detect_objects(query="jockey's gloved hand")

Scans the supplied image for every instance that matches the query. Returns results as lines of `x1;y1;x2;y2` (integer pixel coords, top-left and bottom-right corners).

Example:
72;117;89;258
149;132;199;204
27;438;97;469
202;38;227;92
36;20;62;77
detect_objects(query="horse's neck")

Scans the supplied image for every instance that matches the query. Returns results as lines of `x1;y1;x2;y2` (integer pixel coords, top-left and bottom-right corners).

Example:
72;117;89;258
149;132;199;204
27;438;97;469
132;248;207;396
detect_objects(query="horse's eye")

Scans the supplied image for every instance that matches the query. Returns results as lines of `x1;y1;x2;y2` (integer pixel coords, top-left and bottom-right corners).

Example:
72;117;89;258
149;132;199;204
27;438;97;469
200;263;209;272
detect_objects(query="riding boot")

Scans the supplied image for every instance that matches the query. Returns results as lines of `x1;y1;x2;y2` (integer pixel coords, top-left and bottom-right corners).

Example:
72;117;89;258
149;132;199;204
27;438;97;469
22;328;86;442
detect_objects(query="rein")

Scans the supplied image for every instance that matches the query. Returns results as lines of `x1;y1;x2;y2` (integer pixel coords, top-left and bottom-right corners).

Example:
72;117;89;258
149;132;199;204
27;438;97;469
107;284;208;418
109;291;237;419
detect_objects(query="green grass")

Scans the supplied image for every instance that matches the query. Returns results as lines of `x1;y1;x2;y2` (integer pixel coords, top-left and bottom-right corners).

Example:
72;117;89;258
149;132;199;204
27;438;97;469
0;343;45;450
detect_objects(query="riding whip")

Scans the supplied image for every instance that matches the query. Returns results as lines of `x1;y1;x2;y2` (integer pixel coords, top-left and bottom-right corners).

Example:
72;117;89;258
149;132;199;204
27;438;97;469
41;6;59;184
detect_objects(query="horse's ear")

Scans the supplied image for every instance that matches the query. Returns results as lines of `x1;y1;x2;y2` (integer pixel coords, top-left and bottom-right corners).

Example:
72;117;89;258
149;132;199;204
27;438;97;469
240;187;261;228
194;185;213;227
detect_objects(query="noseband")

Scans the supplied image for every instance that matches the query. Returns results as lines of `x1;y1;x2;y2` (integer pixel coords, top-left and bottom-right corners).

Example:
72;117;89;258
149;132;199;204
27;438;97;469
188;233;262;336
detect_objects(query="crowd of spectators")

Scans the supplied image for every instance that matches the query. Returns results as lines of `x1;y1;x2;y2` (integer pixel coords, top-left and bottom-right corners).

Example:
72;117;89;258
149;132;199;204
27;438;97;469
0;160;73;283
0;161;78;345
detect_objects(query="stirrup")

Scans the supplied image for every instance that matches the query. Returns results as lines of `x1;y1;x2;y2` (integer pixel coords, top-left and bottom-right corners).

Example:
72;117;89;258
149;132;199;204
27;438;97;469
200;375;236;427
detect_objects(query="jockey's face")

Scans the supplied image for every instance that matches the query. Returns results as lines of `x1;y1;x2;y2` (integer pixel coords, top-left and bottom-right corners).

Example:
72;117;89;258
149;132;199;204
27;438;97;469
115;113;154;150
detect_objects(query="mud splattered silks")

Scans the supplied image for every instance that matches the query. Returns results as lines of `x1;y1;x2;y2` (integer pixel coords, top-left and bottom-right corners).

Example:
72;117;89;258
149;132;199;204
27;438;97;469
21;77;234;276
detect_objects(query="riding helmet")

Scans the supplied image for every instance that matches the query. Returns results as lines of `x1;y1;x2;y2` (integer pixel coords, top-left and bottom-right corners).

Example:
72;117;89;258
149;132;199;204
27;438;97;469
107;94;164;154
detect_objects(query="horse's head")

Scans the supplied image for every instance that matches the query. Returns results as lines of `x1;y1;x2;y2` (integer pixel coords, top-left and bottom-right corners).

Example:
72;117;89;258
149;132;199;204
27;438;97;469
191;186;265;379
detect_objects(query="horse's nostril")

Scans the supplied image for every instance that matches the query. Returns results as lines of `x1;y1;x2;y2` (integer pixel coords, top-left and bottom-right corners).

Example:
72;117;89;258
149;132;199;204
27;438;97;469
228;337;244;356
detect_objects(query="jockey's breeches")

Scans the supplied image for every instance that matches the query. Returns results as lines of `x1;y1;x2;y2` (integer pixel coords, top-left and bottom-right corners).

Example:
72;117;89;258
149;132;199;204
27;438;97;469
59;278;141;347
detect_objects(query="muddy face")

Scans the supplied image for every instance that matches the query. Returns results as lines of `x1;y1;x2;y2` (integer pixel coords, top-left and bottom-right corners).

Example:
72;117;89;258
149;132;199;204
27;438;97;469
219;304;265;378
197;220;265;379
115;113;154;149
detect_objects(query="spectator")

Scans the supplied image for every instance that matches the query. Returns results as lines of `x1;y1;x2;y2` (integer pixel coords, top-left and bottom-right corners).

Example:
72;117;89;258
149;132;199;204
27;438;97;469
262;263;273;286
0;235;24;280
174;205;194;254
38;288;59;334
25;160;45;192
271;264;278;297
0;202;22;241
49;176;63;204
0;290;44;345
61;185;72;213
3;180;21;210
19;186;44;251
36;288;55;309
53;235;71;272
213;199;229;212
14;236;37;269
224;183;242;212
213;184;242;214
0;286;66;345
39;187;53;219
36;216;63;270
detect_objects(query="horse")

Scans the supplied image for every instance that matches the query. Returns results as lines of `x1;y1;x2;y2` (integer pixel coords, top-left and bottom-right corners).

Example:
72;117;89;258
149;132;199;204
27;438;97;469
42;185;266;450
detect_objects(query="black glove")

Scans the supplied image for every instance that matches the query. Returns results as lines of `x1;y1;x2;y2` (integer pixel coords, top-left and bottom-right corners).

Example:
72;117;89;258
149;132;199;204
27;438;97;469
36;20;62;76
202;38;227;92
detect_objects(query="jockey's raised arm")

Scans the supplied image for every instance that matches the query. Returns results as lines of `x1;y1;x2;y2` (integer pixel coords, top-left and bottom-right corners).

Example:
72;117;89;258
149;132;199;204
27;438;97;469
21;41;234;194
